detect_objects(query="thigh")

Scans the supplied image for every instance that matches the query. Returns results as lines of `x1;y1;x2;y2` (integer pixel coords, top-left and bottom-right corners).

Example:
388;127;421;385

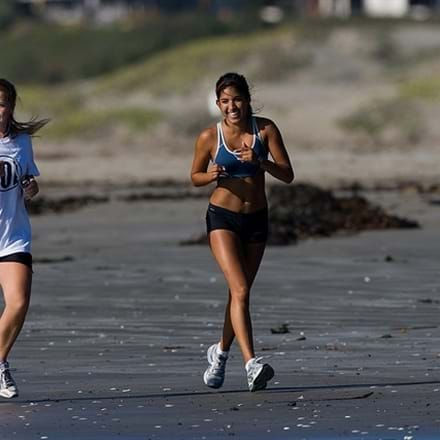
209;230;248;293
0;263;32;304
243;241;266;286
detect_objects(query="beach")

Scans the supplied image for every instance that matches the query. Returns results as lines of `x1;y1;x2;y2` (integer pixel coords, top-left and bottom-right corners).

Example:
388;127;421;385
3;14;440;440
0;188;439;439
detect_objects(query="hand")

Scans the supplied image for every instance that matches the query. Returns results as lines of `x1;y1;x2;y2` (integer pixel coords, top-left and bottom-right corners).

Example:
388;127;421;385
0;161;4;178
22;177;39;201
236;141;258;164
207;164;226;182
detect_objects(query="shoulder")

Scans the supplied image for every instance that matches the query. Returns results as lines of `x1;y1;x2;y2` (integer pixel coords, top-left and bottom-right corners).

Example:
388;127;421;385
12;132;32;148
195;125;217;149
254;116;280;137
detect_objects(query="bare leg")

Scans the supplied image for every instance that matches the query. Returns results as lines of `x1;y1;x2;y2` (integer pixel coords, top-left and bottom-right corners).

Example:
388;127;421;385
220;241;266;353
0;263;32;361
209;230;265;363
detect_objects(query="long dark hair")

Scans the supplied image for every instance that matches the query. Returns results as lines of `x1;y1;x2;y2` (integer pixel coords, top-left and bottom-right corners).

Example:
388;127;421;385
215;72;253;114
0;78;49;136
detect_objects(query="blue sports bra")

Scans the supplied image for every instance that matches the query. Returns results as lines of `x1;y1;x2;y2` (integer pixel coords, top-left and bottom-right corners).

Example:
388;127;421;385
214;117;268;178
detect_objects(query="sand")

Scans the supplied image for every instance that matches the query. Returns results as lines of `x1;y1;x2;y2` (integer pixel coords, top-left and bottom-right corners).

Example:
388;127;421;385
0;189;439;439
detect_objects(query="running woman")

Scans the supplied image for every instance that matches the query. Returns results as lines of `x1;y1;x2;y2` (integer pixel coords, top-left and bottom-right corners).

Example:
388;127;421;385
191;73;294;391
0;78;47;398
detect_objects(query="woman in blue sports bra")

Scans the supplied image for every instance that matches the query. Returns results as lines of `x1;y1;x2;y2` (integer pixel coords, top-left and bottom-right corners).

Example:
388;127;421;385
191;72;294;392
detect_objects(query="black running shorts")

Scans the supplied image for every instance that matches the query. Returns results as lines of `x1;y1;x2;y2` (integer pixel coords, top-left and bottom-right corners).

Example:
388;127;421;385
0;252;33;269
206;204;268;243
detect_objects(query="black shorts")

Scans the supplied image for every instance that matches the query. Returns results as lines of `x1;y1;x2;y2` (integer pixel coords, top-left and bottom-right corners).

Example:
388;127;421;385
0;252;33;270
206;204;268;243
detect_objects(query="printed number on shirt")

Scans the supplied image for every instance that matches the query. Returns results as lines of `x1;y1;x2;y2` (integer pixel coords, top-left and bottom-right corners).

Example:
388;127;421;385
0;156;21;192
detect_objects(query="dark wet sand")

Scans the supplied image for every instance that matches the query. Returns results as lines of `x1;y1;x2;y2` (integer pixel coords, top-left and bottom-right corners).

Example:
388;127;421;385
1;190;439;440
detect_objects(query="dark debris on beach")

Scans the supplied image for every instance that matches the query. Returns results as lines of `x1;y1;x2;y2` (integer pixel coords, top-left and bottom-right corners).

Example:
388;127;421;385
27;195;109;215
27;183;420;246
267;183;419;245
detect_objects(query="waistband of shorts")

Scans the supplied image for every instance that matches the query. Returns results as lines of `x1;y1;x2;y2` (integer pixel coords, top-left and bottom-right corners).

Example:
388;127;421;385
208;203;268;216
0;252;33;269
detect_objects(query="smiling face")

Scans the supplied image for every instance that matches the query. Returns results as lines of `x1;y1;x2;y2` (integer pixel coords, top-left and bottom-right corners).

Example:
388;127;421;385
0;90;12;133
216;86;251;125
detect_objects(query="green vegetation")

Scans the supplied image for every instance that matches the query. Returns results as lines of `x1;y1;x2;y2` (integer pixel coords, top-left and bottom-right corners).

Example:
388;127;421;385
1;13;264;85
42;107;161;140
14;28;306;140
0;0;16;28
8;18;438;144
15;85;162;141
18;85;82;116
94;34;249;96
399;75;440;100
23;28;305;140
96;27;305;96
338;98;423;146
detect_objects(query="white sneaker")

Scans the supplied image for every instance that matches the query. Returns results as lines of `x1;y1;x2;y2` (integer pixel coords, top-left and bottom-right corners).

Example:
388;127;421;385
0;363;18;399
246;357;274;392
203;343;228;389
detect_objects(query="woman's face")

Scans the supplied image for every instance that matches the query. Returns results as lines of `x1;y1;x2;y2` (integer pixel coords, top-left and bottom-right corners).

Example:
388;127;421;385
216;86;250;124
0;91;12;131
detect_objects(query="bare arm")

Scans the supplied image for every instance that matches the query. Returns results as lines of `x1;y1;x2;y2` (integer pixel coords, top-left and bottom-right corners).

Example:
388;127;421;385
259;119;294;183
190;128;223;187
22;176;39;200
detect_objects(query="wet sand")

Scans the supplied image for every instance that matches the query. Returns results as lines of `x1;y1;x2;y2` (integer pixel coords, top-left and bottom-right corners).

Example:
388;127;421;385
1;190;439;439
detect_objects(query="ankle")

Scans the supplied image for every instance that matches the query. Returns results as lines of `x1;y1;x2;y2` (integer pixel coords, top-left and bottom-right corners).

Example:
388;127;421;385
216;343;229;358
0;361;9;372
245;357;256;370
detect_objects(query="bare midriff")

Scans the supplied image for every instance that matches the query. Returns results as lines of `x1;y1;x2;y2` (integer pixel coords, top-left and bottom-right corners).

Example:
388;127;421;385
209;172;267;213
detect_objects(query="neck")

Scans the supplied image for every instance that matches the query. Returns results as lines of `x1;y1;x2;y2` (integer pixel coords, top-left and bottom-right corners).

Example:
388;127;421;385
0;121;10;138
223;116;251;133
0;121;9;137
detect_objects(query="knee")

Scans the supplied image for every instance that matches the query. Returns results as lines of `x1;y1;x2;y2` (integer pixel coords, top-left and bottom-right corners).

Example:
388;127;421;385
5;297;30;315
230;285;250;306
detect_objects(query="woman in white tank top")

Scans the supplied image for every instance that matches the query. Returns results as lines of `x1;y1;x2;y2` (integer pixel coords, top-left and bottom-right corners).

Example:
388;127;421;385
0;78;48;399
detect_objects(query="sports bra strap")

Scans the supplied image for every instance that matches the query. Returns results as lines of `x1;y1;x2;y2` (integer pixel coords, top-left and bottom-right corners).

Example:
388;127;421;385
215;122;223;157
252;117;263;143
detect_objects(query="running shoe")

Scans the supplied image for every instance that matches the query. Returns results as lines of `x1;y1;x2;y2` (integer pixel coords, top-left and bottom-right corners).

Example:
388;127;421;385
203;343;228;389
246;357;274;392
0;363;18;398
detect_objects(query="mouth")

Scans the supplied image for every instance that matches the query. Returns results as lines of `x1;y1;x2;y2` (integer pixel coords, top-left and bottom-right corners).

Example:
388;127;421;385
227;111;240;119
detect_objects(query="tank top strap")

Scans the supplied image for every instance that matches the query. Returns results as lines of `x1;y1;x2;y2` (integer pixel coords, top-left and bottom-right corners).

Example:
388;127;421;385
213;122;223;160
252;117;263;143
217;122;226;146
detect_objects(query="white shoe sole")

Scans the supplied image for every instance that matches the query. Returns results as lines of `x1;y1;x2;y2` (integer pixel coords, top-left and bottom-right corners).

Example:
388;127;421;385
249;364;274;392
0;388;18;399
203;344;225;389
203;369;223;389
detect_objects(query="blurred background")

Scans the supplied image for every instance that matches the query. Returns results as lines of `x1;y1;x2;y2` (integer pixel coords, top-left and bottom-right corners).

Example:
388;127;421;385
3;0;440;187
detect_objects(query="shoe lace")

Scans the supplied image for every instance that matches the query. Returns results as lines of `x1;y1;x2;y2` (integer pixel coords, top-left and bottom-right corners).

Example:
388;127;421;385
210;355;227;375
1;369;15;388
247;357;264;376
